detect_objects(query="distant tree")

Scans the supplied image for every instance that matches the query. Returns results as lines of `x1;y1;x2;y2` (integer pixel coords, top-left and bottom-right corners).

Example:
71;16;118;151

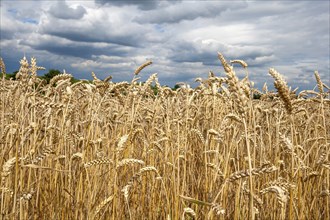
0;70;18;80
40;69;81;84
1;69;81;84
71;77;80;84
41;69;61;83
173;84;180;90
150;84;158;95
253;93;262;99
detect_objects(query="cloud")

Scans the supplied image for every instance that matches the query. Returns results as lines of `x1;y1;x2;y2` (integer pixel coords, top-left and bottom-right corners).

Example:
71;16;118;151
48;1;87;20
167;38;274;69
0;0;328;90
38;5;153;47
135;1;247;24
95;0;163;10
19;33;133;59
0;9;37;40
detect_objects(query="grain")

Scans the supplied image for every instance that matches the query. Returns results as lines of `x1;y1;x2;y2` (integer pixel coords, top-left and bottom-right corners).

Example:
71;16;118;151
269;68;292;114
84;159;113;168
0;55;329;219
314;71;324;94
1;157;17;184
230;59;248;68
134;60;152;75
116;159;145;169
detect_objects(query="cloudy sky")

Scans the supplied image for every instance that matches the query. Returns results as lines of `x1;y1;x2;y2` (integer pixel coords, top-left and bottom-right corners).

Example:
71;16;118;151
0;0;329;90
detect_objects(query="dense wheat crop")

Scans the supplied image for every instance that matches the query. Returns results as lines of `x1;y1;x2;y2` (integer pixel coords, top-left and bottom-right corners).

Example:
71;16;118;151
0;54;329;219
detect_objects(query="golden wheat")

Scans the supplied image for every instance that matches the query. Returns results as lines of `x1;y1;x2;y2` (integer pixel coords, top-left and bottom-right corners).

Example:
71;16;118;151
0;54;329;219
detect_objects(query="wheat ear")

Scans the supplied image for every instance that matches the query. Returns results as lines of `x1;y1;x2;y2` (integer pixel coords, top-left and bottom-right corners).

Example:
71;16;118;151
134;61;152;75
314;71;324;94
269;68;292;114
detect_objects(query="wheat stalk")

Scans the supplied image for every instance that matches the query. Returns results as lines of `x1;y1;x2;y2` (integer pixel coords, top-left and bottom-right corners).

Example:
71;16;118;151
134;61;152;75
269;68;292;114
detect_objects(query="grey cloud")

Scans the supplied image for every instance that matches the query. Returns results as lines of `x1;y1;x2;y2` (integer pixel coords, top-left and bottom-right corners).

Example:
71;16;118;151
246;55;277;68
4;1;44;23
39;10;148;47
135;1;247;24
49;1;87;19
1;0;328;90
168;40;274;68
19;34;132;59
95;0;167;10
40;28;139;47
218;1;298;24
0;10;36;40
0;32;12;41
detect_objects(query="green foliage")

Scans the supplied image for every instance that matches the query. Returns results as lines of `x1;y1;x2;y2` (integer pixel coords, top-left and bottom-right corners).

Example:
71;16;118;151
150;84;158;95
253;93;262;99
0;71;18;80
39;69;79;84
70;77;81;84
173;84;180;90
0;70;18;80
41;69;61;83
1;69;81;85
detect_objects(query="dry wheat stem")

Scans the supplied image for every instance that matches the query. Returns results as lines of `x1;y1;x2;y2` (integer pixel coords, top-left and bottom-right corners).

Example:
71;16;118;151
0;55;328;219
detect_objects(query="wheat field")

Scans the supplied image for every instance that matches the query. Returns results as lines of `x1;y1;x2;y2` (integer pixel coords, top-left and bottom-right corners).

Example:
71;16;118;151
0;53;329;219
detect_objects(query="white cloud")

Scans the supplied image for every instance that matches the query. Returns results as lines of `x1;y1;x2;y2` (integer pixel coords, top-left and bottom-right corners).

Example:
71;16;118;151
48;1;87;20
0;0;328;90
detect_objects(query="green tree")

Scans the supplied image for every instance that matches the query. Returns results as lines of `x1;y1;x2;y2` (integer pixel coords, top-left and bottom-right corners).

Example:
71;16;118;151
0;71;18;80
41;69;61;83
41;69;81;84
150;84;158;95
173;84;180;90
253;93;262;99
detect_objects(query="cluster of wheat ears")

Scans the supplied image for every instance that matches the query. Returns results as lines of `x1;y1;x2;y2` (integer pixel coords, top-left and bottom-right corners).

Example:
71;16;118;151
0;53;329;219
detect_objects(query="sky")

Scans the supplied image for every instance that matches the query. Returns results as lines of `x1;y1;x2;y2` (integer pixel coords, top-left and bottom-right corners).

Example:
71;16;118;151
0;0;329;90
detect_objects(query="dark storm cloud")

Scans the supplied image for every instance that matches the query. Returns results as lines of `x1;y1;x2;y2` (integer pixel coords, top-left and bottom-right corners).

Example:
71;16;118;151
48;1;87;20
